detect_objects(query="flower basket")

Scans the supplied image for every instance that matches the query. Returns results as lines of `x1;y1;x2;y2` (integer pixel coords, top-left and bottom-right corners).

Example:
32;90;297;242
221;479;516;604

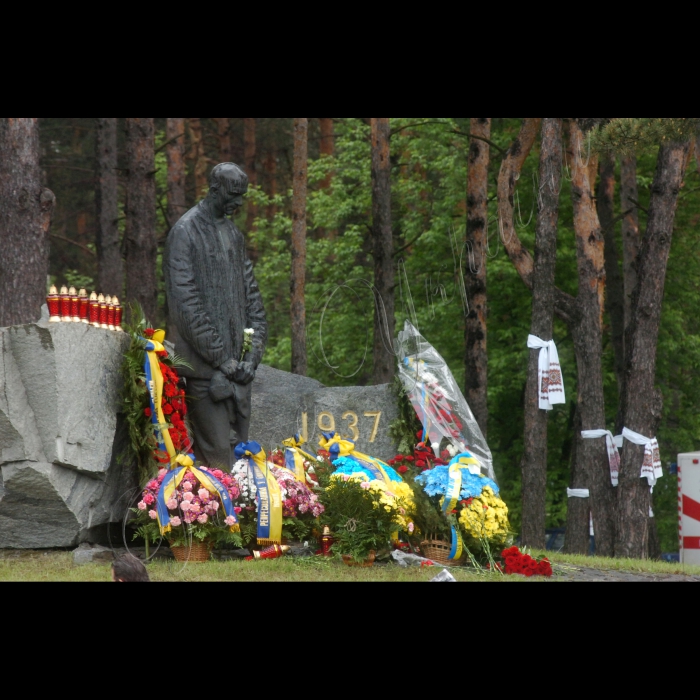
420;539;464;566
169;540;212;563
341;550;376;568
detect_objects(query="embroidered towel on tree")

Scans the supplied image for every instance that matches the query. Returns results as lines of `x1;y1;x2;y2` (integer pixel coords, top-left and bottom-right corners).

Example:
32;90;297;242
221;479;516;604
527;335;566;411
619;428;663;489
581;430;621;486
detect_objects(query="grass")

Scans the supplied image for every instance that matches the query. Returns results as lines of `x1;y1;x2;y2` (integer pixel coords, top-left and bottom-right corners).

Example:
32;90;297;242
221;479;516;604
2;548;699;582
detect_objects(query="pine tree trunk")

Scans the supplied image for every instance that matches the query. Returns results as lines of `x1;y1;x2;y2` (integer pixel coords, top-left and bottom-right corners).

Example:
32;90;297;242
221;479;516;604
465;118;491;437
124;118;158;323
564;405;591;554
615;140;692;559
598;155;625;395
520;118;562;549
569;121;616;558
187;118;207;201
166;118;187;228
620;155;641;336
95;118;122;295
213;118;232;163
290;118;308;376
244;118;257;231
265;149;277;220
0;118;55;327
371;118;395;385
319;117;334;187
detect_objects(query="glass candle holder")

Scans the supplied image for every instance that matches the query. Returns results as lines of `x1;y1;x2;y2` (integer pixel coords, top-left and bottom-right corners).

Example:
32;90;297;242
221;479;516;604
89;292;100;327
47;285;61;323
78;289;89;323
60;286;71;321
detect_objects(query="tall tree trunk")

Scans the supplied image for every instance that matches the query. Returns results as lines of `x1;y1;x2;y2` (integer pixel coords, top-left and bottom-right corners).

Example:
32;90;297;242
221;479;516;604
0;118;55;327
465;118;491;437
520;118;562;549
166;118;187;229
290;118;308;376
620;155;641;336
371;118;395;385
187;118;207;202
95;118;122;296
319;117;334;188
244;118;257;231
598;155;625;396
124;118;158;323
265;149;277;220
569;121;616;558
213;118;232;163
564;404;591;554
615;140;692;559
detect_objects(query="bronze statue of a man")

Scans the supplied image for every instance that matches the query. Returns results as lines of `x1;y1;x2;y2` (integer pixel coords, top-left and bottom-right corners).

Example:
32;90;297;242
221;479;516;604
164;163;267;469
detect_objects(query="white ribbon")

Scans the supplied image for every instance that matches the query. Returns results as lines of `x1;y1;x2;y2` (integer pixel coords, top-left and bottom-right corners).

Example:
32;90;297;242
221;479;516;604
581;430;621;487
567;488;590;498
619;427;663;489
527;335;566;411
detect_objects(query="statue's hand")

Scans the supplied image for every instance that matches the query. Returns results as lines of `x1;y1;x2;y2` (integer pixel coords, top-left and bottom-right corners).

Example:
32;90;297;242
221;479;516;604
218;358;239;380
234;361;256;385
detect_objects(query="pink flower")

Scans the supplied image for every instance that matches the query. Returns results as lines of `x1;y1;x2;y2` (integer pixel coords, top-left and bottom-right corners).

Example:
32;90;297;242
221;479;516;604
183;492;194;502
137;501;147;511
180;501;191;512
170;516;182;527
146;480;159;492
182;481;193;492
234;507;242;515
184;511;196;524
198;489;210;501
360;482;371;490
222;475;233;487
143;493;155;505
158;469;167;479
190;503;201;514
167;499;178;510
225;516;237;526
148;510;158;520
197;514;208;524
210;501;219;512
212;469;224;480
408;523;415;534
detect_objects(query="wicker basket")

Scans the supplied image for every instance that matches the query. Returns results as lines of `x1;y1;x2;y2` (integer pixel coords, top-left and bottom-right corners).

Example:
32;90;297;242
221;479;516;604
341;550;376;568
420;539;464;566
169;541;212;563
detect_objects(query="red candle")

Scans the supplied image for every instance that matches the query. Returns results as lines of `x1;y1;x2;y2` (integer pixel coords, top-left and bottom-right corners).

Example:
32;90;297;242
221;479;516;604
47;285;61;323
252;544;290;560
78;289;89;324
60;286;71;321
70;287;80;323
98;294;108;329
107;296;116;330
89;292;100;327
322;527;334;557
113;297;123;332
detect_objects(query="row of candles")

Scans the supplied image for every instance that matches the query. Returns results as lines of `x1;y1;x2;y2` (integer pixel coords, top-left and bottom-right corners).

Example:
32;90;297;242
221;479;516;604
47;285;123;332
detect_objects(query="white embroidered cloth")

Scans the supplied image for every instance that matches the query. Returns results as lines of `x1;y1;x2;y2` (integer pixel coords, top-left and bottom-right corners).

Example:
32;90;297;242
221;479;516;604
527;335;566;411
581;430;621;486
618;427;663;489
567;488;590;498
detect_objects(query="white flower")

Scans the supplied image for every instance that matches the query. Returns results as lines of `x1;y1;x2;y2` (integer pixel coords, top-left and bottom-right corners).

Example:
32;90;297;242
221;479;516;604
244;328;255;337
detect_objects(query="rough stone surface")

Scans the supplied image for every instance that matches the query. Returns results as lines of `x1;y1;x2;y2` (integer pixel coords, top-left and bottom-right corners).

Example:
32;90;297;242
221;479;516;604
249;365;399;461
0;321;137;549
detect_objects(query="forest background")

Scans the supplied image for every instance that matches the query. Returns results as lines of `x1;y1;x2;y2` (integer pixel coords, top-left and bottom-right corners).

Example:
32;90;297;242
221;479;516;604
14;117;700;554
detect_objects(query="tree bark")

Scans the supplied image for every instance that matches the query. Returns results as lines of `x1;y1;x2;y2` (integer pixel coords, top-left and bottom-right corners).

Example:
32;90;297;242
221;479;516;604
290;118;308;376
371;118;395;385
615;140;692;559
620;155;641;335
319;117;334;189
598;155;625;395
520;118;562;549
95;118;122;296
244;118;257;231
265;149;277;220
564;405;591;554
124;118;158;323
166;118;187;229
213;118;232;163
0;118;55;327
569;121;616;558
465;118;491;437
187;118;207;201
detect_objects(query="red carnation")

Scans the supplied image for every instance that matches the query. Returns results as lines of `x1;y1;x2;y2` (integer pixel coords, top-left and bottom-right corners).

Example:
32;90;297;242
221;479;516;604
416;431;424;440
405;456;414;462
156;350;168;358
144;407;152;418
415;460;427;468
164;383;177;398
144;328;155;338
398;466;409;475
162;403;173;415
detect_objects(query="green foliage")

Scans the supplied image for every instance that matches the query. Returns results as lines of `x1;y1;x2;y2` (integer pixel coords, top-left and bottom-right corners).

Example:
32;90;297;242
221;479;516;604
319;478;399;562
388;376;422;455
590;118;700;155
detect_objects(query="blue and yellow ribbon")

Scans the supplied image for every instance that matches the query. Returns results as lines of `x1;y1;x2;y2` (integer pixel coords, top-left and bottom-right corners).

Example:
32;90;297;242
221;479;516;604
143;329;177;464
156;454;239;535
283;434;317;484
234;441;283;545
319;432;401;484
440;452;482;561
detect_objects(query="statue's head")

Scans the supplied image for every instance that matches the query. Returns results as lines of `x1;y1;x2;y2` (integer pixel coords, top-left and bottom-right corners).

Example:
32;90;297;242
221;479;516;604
209;163;249;217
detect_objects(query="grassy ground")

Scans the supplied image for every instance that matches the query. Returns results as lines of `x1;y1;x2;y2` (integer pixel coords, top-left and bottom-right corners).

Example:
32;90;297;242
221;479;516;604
1;549;699;582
